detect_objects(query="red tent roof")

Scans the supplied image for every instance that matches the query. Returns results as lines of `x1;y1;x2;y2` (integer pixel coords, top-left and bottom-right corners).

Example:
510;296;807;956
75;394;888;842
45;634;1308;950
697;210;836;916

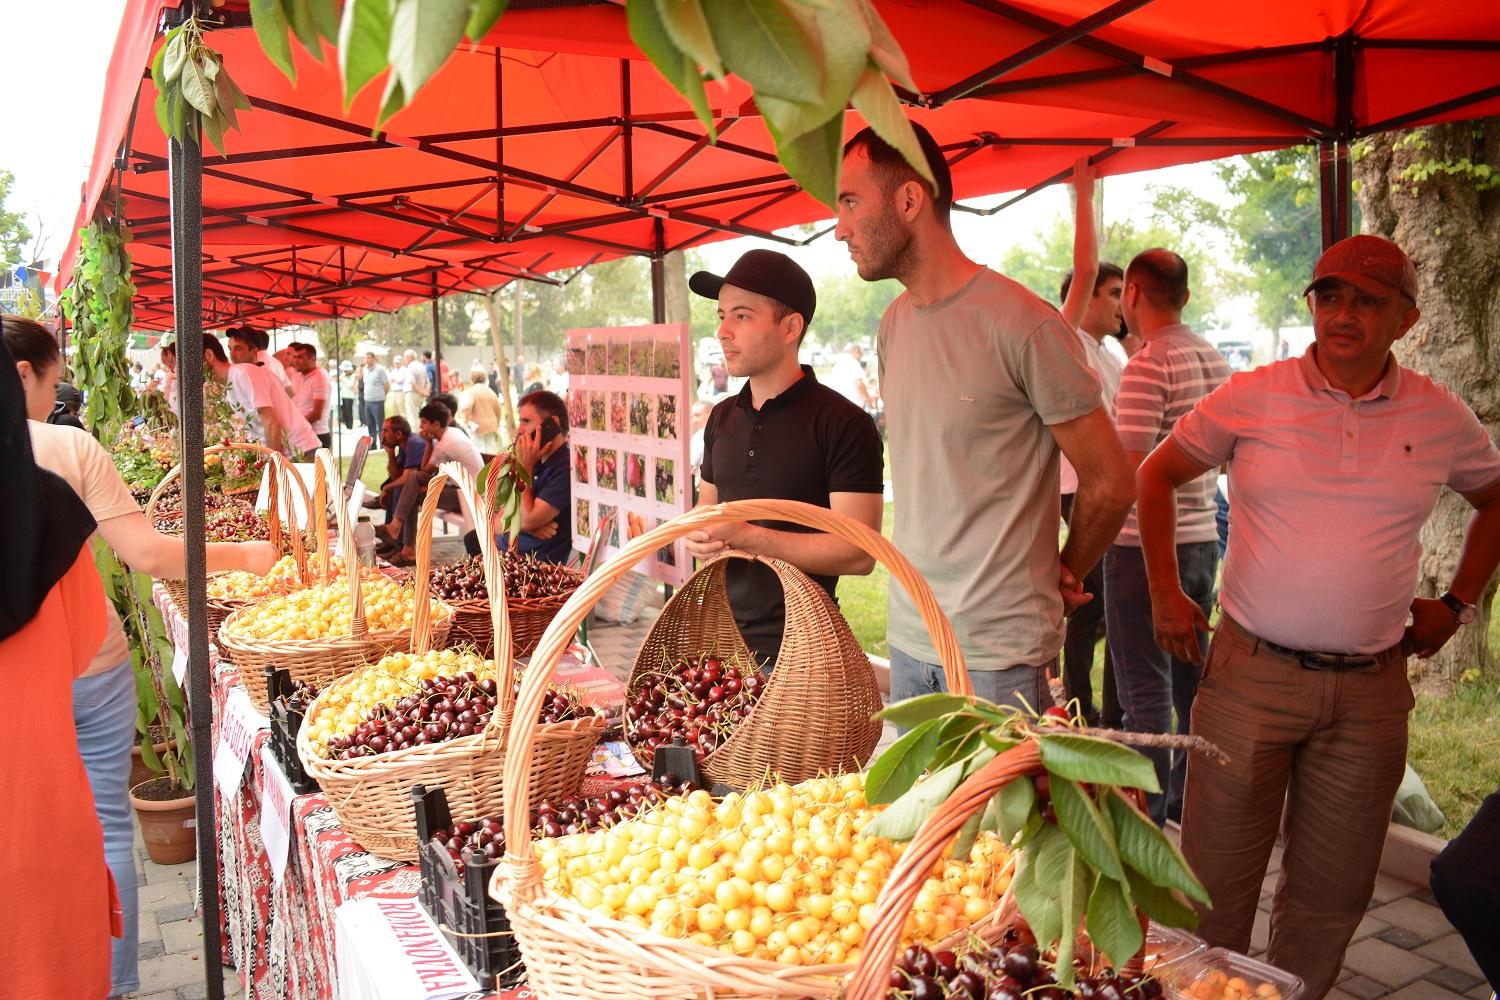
60;1;1500;330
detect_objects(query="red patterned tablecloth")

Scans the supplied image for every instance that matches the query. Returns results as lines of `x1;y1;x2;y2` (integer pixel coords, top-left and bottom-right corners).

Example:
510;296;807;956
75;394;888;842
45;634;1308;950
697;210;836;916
155;584;625;1000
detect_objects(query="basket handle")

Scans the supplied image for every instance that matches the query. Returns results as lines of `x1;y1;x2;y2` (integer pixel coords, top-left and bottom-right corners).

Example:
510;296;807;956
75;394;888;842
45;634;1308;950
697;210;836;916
309;450;330;585
409;466;462;656
844;742;1042;1000
441;460;516;724
270;452;308;581
500;498;972;873
320;448;367;639
146;441;303;551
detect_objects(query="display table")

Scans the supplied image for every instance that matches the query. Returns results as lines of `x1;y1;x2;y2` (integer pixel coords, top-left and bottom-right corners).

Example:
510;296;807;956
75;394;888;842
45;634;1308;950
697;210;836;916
154;585;622;1000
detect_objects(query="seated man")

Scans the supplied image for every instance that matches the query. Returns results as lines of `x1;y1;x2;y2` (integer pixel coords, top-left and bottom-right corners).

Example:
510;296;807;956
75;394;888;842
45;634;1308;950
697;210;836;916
378;401;483;564
364;415;426;523
685;249;885;669
490;390;571;563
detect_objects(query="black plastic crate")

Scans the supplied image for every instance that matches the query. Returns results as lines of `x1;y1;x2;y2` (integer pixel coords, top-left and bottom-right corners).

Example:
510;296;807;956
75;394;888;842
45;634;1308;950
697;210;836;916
264;667;319;796
412;784;525;990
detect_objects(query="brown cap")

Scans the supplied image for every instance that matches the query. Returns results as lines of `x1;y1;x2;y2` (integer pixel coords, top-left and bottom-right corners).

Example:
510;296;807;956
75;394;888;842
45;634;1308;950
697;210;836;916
1304;234;1418;303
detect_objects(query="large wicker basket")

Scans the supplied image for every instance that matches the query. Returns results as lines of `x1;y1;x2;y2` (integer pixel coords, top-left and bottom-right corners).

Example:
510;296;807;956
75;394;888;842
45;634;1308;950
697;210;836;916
218;450;452;715
491;499;974;999
148;443;312;611
626;552;882;788
297;461;605;861
438;456;585;658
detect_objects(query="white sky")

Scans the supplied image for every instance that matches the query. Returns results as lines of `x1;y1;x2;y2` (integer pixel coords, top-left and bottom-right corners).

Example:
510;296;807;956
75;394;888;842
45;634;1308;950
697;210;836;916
2;1;1231;307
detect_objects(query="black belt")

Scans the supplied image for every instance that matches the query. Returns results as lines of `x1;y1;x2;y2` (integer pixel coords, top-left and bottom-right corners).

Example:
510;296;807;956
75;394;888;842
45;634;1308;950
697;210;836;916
1260;637;1408;671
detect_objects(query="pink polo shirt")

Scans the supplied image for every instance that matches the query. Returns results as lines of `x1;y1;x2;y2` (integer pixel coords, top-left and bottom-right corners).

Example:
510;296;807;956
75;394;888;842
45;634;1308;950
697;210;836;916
1171;347;1500;654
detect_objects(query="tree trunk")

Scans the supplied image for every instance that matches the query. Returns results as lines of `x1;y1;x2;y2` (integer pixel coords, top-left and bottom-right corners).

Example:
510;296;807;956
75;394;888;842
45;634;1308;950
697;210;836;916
1353;119;1500;691
663;249;690;325
480;290;517;437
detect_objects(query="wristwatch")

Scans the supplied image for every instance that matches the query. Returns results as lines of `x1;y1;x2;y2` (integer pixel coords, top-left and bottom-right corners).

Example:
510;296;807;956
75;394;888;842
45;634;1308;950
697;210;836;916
1439;591;1478;625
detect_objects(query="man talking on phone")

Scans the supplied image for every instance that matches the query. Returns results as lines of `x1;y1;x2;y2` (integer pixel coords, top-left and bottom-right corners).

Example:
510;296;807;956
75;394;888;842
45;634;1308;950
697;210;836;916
498;389;572;564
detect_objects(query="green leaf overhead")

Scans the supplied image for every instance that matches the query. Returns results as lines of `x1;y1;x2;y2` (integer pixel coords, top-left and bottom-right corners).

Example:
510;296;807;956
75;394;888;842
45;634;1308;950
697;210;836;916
288;0;322;48
850;61;935;190
1105;790;1210;903
1038;732;1162;792
180;57;217;117
997;771;1037;842
251;0;298;81
389;0;470;100
163;32;188;84
765;110;844;209
465;0;510;41
1050;776;1125;882
339;0;396;107
700;0;821;107
627;0;717;139
853;0;917;91
655;0;725;79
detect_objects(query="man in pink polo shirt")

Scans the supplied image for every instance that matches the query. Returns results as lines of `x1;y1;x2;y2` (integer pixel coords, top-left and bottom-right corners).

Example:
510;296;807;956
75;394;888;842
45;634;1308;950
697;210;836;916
1136;235;1500;997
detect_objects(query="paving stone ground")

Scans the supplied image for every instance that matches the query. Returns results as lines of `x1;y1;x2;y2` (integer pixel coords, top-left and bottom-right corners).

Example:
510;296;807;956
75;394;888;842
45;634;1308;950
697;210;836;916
131;596;1489;999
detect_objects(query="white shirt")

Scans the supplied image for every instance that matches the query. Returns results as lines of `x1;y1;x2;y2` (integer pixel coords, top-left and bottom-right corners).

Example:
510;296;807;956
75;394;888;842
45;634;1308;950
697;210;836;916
1173;348;1500;653
1060;327;1123;495
227;363;321;454
828;352;871;406
408;360;431;395
256;349;295;393
390;363;413;393
429;425;484;477
294;365;332;435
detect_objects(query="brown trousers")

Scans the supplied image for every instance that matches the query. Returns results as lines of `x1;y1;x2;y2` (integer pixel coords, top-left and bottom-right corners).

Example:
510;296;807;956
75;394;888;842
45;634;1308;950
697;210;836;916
1181;616;1413;1000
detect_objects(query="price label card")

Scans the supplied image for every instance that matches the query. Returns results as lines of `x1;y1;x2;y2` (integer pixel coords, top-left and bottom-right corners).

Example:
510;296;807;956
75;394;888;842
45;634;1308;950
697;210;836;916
171;645;188;687
212;687;266;804
257;746;296;884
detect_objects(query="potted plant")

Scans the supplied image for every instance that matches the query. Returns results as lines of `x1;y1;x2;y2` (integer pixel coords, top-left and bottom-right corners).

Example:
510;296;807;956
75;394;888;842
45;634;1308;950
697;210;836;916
116;557;197;865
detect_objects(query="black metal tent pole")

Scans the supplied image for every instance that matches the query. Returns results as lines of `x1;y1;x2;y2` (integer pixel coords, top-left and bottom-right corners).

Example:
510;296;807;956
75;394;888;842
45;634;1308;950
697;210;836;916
431;274;443;399
650;217;667;325
166;20;225;1000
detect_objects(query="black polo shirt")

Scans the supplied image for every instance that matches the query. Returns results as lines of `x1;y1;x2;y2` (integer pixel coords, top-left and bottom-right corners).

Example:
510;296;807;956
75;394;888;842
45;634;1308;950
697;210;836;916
700;366;884;668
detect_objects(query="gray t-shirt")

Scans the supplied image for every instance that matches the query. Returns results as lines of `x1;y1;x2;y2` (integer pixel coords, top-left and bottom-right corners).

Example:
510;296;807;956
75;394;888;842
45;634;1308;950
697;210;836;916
878;268;1102;670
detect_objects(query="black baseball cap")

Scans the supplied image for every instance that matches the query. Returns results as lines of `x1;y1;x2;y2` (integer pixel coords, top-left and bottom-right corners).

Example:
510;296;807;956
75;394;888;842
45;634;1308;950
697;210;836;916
689;249;816;328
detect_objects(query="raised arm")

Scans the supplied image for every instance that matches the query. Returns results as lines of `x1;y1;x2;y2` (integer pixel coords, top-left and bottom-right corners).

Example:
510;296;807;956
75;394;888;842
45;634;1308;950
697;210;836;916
1060;156;1099;330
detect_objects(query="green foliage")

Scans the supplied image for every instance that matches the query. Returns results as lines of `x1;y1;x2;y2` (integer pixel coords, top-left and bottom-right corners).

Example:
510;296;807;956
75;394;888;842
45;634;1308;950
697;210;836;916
61;217;139;439
998;208;1224;331
251;0;925;208
0;169;34;266
1392;124;1500;194
94;542;194;791
1212;147;1324;334
867;698;1207;976
152;15;252;155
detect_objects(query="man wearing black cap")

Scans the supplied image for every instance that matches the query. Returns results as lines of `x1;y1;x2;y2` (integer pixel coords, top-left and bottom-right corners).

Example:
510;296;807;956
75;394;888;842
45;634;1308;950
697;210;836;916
685;249;885;670
1137;234;1500;996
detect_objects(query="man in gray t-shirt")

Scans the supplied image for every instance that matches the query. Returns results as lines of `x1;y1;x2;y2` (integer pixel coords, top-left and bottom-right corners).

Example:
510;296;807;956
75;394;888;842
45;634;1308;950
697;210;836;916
835;124;1136;711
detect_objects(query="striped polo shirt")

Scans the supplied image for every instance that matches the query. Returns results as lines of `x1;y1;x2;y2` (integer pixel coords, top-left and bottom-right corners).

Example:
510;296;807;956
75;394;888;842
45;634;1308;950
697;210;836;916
1113;324;1230;545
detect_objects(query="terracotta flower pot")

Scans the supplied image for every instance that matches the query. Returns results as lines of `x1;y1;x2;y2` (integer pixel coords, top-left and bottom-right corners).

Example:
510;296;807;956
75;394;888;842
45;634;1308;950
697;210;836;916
130;777;197;865
128;736;177;791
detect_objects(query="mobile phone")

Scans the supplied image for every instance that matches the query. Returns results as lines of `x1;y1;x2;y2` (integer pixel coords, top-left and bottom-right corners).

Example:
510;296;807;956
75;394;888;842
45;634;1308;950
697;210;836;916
537;415;562;446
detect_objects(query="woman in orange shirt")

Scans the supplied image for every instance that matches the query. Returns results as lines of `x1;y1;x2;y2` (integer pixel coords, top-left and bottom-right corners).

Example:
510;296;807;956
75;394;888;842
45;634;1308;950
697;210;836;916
0;333;115;997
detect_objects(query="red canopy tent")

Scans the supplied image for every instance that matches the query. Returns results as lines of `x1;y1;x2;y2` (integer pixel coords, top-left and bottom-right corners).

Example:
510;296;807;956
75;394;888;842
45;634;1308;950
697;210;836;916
56;7;1499;999
60;1;1500;330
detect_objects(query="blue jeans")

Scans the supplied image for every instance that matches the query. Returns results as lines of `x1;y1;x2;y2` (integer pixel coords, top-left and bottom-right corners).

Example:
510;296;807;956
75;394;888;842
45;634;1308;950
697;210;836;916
1104;541;1218;825
74;660;140;996
363;399;386;443
888;646;1054;728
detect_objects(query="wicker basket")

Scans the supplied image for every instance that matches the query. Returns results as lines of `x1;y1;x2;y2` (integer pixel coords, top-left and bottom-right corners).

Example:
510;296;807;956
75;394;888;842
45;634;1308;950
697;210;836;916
490;499;974;999
844;747;1152;1000
148;443;313;610
626;553;882;788
442;566;584;658
297;461;605;861
218;450;452;715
